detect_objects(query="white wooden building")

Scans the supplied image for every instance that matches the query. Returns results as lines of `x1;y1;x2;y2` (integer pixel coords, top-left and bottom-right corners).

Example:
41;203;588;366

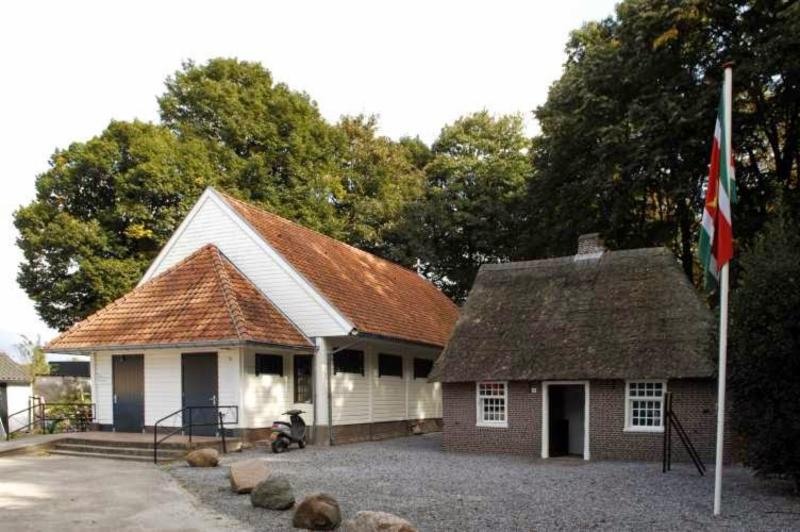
47;188;458;443
0;353;33;435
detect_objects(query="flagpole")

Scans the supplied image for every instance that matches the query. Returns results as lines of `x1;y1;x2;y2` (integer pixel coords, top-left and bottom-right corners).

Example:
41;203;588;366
713;63;733;517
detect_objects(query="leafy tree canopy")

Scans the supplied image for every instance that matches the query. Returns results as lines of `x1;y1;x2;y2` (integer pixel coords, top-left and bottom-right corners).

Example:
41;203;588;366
528;0;800;280
15;59;429;329
15;335;49;379
411;111;531;300
15;120;220;330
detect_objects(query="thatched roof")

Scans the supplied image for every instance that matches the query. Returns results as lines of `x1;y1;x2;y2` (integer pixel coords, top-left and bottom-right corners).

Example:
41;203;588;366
432;247;715;383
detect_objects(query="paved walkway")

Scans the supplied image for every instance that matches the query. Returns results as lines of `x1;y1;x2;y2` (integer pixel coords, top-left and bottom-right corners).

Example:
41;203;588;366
0;433;69;456
0;453;249;531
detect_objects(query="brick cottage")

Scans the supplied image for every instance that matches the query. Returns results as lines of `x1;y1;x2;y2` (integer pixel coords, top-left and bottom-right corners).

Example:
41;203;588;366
432;234;730;462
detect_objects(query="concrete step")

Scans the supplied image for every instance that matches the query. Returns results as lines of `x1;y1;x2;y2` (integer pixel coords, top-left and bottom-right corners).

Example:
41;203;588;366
52;443;187;460
56;437;190;450
49;449;176;463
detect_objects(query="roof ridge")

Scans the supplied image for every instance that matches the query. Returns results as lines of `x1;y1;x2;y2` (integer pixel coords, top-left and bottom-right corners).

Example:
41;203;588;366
479;247;672;272
209;247;250;342
216;190;427;282
46;244;220;350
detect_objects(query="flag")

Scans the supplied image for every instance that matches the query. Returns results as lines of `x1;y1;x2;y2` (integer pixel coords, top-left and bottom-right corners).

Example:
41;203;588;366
699;91;736;287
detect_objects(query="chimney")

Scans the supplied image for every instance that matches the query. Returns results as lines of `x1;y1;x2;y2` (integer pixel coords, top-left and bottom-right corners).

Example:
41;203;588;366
574;233;606;261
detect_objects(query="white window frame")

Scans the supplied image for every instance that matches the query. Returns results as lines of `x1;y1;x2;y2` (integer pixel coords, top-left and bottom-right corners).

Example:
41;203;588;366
624;380;667;432
476;381;508;428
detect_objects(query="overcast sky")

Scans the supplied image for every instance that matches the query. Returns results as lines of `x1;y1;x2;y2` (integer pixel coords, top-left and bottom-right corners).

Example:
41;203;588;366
0;0;618;356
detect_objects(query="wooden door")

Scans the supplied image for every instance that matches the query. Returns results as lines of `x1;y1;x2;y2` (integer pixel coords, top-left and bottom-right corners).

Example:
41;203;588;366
112;355;144;432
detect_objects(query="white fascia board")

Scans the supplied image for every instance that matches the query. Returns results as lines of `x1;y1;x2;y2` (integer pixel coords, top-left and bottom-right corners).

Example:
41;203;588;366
139;187;215;286
138;187;354;336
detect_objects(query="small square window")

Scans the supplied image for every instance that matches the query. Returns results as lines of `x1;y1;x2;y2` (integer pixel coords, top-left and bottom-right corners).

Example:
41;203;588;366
378;354;403;378
333;349;364;375
255;354;283;376
413;358;434;379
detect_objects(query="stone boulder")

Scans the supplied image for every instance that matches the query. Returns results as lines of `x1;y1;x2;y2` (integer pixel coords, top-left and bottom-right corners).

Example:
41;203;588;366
186;448;219;467
343;511;418;532
230;459;271;494
250;474;295;510
292;493;341;530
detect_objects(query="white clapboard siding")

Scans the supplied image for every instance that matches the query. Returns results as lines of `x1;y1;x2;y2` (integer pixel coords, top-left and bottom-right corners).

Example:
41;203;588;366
241;350;289;428
408;379;441;420
217;349;241;427
331;370;370;425
370;351;407;423
94;347;241;429
144;350;182;427
240;349;317;428
94;353;113;425
407;352;442;419
140;190;350;338
5;384;33;432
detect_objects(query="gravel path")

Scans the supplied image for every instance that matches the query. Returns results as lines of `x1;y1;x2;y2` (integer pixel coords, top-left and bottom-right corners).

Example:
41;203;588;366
166;433;799;531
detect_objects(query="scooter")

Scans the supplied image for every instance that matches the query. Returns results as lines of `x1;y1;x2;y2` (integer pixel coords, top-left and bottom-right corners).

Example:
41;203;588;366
270;409;307;453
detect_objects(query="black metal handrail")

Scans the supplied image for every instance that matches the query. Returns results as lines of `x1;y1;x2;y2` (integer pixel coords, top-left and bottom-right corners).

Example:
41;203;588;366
153;405;238;463
5;398;95;440
662;392;707;476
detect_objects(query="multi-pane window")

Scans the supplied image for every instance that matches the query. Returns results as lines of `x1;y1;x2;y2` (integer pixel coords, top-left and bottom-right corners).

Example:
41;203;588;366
294;355;313;404
255;354;283;376
413;358;434;380
626;381;666;431
378;354;403;378
476;382;507;427
333;349;364;375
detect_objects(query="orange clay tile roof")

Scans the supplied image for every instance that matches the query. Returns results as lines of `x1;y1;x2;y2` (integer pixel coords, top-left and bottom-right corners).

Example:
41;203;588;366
219;192;460;347
46;244;310;351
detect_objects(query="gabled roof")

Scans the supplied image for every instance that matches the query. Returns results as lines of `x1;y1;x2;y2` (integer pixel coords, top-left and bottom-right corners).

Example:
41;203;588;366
219;192;459;347
433;247;715;382
46;245;311;352
0;353;29;383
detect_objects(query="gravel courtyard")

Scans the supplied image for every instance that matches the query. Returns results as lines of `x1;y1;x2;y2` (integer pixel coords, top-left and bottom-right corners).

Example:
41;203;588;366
167;433;799;531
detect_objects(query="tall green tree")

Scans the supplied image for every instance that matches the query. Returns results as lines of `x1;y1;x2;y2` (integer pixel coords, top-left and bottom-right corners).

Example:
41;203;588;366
158;58;344;234
729;207;800;491
411;111;531;300
332;115;425;264
529;0;800;280
15;335;49;380
15;120;220;330
16;59;434;330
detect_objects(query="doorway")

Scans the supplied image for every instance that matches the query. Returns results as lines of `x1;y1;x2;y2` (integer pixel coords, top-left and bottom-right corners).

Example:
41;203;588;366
181;353;218;436
112;355;144;432
542;381;590;460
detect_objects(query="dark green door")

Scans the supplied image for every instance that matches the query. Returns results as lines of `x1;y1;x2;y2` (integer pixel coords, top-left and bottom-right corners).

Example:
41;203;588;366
112;355;144;432
182;353;218;436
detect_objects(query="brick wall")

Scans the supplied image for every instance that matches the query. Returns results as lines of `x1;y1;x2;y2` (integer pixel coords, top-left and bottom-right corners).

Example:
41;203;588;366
442;381;541;455
443;378;730;463
590;379;727;462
